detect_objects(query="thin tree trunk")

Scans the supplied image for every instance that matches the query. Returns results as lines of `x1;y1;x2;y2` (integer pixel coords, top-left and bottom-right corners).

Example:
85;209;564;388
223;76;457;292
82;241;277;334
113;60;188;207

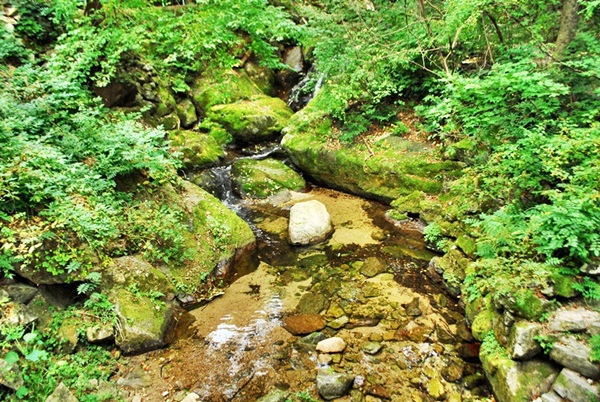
554;0;579;59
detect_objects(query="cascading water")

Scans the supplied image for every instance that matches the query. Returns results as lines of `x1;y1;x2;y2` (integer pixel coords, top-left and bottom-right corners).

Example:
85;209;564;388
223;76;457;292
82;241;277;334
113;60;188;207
288;69;325;111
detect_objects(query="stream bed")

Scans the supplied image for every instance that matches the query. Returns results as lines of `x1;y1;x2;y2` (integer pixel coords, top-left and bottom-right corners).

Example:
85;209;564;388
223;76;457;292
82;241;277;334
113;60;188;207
118;186;492;401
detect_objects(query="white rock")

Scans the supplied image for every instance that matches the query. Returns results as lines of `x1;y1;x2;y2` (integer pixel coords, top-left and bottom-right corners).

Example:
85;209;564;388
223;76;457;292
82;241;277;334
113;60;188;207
288;200;333;245
181;393;200;402
316;337;346;353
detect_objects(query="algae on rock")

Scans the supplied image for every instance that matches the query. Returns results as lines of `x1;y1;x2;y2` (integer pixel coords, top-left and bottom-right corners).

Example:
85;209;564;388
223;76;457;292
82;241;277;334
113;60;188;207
231;158;306;198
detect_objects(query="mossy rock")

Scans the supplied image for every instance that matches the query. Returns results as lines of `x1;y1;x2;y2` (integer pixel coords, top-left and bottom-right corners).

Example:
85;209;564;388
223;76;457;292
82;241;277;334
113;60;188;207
231;158;306;198
156;78;177;118
198;120;233;146
169;130;225;169
191;71;263;111
243;60;276;95
456;235;477;258
113;288;175;355
391;191;444;223
430;249;470;297
175;98;198;128
480;343;559;402
207;95;293;144
282;102;463;202
492;288;551;321
549;272;579;298
178;181;258;285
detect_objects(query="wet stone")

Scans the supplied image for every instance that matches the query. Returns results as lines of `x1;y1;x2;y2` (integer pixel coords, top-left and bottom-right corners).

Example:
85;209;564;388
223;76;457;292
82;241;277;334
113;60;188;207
317;370;354;400
360;257;387;278
326;304;346;319
327;315;349;329
366;384;391;399
256;389;289;402
316;337;346;353
282;314;326;335
427;378;446;400
405;297;422;317
362;342;383;355
297;292;330;314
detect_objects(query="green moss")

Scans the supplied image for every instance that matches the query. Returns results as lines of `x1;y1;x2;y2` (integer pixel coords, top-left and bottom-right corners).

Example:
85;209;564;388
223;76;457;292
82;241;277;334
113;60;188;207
206;95;293;143
283;105;463;202
231;158;305;198
456;235;477;258
169;130;225;168
191;71;263;111
550;272;579;298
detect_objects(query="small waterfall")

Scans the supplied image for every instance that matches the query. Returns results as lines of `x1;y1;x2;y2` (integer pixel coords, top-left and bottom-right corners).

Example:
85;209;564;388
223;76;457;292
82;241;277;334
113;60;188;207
288;69;325;111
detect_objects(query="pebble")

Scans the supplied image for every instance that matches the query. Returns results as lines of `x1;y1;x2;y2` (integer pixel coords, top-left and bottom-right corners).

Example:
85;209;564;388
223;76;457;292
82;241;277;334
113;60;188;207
362;342;383;355
316;337;346;353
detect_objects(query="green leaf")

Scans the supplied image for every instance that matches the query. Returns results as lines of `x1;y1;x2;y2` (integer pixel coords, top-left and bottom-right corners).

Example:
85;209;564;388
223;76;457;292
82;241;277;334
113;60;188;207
22;332;37;344
16;386;29;399
25;349;48;362
4;351;20;364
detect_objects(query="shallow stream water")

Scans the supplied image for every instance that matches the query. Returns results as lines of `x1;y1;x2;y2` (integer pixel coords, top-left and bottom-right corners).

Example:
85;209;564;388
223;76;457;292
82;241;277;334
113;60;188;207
119;181;492;401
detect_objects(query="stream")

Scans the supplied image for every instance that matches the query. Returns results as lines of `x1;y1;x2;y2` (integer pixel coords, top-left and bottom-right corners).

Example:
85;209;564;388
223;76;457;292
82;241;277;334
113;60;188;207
118;149;492;402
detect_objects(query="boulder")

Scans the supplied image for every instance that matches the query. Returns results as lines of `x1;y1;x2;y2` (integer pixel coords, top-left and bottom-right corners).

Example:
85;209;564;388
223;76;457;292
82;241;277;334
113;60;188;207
86;323;115;343
191;71;262;111
548;307;600;334
176;98;198;128
552;368;599;402
288;200;334;245
3;283;38;304
316;337;346;353
45;382;78;402
507;320;543;360
113;288;176;355
231;158;305;198
281;102;463;203
0;358;23;391
316;369;354;400
206;95;293;144
549;336;600;379
282;314;326;335
481;345;559;402
169;130;225;169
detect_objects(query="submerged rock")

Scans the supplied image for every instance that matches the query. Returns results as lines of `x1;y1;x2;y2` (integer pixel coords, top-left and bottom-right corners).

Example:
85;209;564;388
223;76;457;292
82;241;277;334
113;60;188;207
282;313;326;335
288;200;334;245
316;369;354;400
231;158;305;198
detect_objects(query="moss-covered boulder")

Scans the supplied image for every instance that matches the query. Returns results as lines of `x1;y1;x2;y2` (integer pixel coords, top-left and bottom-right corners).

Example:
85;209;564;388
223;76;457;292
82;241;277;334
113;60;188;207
176;98;198;128
428;249;470;297
480;342;559;402
281;103;463;203
113;287;175;355
101;256;177;354
169;130;225;169
231;158;306;198
176;180;258;284
191;71;263;111
206;95;293;143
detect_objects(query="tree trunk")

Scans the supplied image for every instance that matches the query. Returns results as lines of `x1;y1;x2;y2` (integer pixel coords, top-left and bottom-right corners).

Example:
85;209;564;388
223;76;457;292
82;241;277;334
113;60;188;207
554;0;579;59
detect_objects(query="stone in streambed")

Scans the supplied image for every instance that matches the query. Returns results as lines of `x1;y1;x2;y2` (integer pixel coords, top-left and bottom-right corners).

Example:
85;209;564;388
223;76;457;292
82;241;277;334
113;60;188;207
316;369;354;400
231;158;305;199
360;257;387;278
282;314;326;335
288;200;334;245
316;337;346;353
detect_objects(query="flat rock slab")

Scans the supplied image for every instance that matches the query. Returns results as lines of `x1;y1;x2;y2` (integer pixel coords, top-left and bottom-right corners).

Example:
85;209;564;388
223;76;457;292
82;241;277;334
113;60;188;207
552;368;600;402
282;314;326;335
549;336;600;379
